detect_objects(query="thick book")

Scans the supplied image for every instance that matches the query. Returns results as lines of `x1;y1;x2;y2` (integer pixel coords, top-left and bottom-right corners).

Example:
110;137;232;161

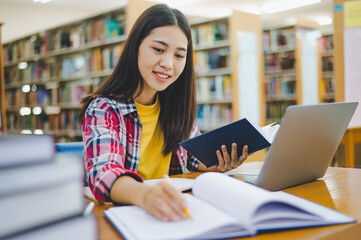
0;134;55;168
7;215;97;240
179;118;280;167
0;154;85;238
103;172;355;240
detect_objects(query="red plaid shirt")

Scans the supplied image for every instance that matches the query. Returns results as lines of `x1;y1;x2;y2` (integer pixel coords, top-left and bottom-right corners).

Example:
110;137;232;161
82;97;201;201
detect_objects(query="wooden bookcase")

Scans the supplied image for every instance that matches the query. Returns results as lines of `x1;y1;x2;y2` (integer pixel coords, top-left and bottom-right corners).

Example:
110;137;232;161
191;11;264;132
319;33;335;103
333;0;361;168
1;2;264;144
2;8;127;142
0;22;7;133
263;20;320;124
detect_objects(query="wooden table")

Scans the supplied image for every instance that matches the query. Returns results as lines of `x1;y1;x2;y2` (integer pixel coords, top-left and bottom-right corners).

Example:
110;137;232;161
90;162;361;240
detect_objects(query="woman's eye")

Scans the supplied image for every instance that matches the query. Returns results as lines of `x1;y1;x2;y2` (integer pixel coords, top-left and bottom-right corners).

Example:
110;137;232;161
153;47;164;53
175;54;185;59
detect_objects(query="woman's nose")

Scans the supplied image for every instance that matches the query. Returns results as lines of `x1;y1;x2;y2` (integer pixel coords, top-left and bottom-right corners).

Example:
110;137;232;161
159;53;173;70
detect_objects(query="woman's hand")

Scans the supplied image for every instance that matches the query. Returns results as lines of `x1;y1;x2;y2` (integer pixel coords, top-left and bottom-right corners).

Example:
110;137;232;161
197;143;248;173
135;180;189;222
110;176;189;222
215;143;248;172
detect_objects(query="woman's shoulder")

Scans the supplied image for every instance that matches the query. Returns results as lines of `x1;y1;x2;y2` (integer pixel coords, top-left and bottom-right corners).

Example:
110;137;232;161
87;96;136;115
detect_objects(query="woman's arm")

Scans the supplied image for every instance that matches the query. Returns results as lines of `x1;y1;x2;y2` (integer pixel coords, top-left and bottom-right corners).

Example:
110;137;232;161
84;98;189;221
83;98;142;201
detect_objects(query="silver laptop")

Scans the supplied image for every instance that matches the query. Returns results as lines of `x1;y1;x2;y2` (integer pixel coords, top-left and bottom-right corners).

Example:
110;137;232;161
239;102;358;191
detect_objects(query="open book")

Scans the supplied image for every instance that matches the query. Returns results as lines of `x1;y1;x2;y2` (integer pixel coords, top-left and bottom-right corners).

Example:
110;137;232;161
180;118;280;167
103;172;355;240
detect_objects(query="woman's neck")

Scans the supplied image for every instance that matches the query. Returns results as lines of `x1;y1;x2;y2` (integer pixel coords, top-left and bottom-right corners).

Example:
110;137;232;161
133;91;157;106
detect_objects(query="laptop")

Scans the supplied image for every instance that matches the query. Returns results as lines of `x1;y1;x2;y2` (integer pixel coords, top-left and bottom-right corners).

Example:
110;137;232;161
233;102;358;191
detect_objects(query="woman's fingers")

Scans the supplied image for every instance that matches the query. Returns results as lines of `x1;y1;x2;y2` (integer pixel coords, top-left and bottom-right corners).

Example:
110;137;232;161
160;180;188;219
216;149;226;172
231;143;239;168
216;143;249;172
221;145;231;170
141;180;189;222
239;145;248;163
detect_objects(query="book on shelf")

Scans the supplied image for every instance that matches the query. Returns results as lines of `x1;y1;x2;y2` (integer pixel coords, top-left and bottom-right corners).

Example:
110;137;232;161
0;153;85;239
180;118;280;168
104;172;355;240
0;134;54;168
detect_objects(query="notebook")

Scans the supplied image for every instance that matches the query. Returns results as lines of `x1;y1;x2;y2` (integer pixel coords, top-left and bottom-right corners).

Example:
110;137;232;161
233;102;358;191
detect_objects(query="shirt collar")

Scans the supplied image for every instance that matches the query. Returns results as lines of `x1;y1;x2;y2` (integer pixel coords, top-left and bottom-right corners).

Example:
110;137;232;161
118;97;138;116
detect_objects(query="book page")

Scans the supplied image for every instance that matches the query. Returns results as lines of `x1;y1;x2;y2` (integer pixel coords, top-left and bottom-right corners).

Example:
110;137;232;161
104;194;250;240
144;178;195;192
247;119;279;143
192;172;278;225
192;173;355;231
261;122;280;143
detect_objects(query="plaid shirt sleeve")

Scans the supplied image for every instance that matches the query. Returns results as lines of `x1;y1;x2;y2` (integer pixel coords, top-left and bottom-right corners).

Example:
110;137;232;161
170;123;201;175
186;124;202;171
82;98;142;202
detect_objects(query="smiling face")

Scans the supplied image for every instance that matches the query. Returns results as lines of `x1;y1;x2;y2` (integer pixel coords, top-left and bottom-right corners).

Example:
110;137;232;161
136;25;188;105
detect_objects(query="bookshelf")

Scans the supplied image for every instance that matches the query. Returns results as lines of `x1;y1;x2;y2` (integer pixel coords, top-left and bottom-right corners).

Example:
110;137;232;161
319;34;335;103
263;20;320;124
333;0;361;168
0;23;6;133
2;8;126;142
191;11;264;132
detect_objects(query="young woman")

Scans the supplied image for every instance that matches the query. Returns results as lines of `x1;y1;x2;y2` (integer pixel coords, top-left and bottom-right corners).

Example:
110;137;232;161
80;4;248;222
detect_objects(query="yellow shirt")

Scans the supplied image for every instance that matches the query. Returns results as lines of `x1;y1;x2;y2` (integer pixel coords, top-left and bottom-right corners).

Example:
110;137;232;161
135;97;172;180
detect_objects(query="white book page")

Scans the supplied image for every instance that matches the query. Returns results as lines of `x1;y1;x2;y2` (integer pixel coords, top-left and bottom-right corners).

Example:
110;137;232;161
105;194;248;240
192;172;342;230
272;191;355;223
144;178;195;192
192;172;278;227
247;119;279;143
261;122;280;143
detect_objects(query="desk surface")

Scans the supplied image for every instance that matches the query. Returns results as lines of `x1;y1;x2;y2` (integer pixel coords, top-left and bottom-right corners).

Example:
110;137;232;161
91;162;361;240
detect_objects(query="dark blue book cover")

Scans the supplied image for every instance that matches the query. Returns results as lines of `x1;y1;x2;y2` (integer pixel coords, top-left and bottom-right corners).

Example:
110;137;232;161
179;118;271;168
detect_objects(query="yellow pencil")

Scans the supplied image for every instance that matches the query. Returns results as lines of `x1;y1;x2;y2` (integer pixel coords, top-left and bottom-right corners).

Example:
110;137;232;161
163;174;192;218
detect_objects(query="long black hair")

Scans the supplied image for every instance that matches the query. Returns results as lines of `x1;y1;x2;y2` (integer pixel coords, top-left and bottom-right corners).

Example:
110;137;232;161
79;4;197;155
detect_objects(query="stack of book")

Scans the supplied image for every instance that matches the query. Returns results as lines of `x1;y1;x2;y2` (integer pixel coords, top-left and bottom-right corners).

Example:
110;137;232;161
0;134;96;239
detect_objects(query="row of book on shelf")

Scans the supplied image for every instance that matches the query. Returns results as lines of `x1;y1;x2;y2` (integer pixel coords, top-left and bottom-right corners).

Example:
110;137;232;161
5;78;99;109
7;109;81;136
0;134;96;239
264;75;296;98
263;27;296;53
197;75;232;102
2;10;125;63
264;51;295;73
194;48;230;74
196;104;232;132
5;44;122;85
266;101;295;122
191;21;228;47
